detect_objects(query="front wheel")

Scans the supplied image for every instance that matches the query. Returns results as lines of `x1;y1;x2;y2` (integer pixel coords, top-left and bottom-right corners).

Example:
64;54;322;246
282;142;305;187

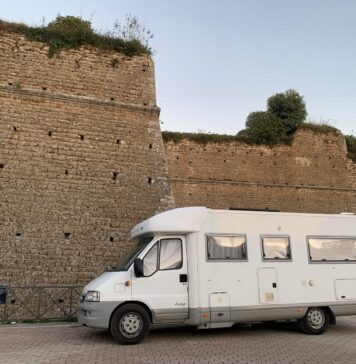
298;307;329;335
110;304;151;345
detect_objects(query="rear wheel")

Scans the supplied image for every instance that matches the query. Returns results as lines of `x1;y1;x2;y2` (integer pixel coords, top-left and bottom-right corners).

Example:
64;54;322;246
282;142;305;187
298;307;329;335
110;304;151;345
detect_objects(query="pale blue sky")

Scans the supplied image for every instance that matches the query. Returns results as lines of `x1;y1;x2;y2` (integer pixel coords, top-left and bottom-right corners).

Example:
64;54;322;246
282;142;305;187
1;0;355;135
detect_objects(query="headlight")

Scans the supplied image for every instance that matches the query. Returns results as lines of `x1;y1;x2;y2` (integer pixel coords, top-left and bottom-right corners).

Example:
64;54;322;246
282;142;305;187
84;291;100;302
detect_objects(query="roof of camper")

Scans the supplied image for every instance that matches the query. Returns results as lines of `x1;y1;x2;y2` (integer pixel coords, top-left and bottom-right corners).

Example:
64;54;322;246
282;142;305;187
131;207;209;238
130;207;355;238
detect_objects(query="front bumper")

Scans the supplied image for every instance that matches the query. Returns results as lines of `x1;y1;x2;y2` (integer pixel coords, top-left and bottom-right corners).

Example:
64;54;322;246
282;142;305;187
77;301;122;329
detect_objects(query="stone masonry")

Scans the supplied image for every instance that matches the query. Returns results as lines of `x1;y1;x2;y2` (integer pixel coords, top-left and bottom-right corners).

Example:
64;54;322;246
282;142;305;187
0;29;174;290
1;28;356;321
164;130;356;213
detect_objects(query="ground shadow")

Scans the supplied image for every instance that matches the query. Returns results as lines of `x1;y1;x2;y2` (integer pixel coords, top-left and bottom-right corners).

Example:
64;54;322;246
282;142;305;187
84;318;354;345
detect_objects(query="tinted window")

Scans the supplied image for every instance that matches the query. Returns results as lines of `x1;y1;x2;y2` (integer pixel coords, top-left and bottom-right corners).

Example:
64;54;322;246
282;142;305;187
308;237;356;262
159;239;182;270
262;236;291;260
207;235;247;260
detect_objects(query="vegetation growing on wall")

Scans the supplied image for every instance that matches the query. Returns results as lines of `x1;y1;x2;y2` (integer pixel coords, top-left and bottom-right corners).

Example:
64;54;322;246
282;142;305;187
162;131;247;144
163;89;356;161
298;122;339;134
162;123;339;145
237;90;307;145
346;135;356;161
0;15;152;57
238;111;290;145
163;128;355;161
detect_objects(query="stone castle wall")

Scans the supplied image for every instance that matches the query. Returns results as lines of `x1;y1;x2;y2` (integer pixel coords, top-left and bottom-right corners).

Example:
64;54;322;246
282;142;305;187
164;130;356;213
0;30;174;288
1;29;356;315
0;31;156;105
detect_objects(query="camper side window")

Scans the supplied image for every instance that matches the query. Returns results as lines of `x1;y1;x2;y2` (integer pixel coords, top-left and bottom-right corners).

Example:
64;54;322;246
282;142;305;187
159;239;183;270
207;235;247;260
308;237;356;262
262;236;291;260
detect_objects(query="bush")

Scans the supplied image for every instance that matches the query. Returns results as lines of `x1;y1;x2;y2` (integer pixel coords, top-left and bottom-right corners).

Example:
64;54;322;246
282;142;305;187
27;16;95;57
346;135;356;161
238;90;307;145
46;16;93;35
241;111;290;145
267;89;307;132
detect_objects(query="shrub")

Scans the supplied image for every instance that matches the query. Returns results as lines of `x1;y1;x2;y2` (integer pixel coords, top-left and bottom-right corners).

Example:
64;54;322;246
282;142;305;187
26;16;95;57
46;16;93;35
238;90;307;145
111;15;153;51
267;89;307;132
346;135;356;161
241;111;290;145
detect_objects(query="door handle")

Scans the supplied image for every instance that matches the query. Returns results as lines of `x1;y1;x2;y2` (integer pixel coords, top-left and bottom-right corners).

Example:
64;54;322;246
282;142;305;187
180;274;188;283
272;282;277;288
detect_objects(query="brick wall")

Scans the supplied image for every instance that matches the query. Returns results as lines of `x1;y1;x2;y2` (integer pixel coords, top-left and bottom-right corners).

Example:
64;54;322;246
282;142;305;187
0;30;173;288
164;130;356;213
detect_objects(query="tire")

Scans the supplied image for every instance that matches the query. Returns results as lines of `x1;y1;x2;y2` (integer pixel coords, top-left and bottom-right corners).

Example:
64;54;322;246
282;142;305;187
110;304;151;345
298;307;330;335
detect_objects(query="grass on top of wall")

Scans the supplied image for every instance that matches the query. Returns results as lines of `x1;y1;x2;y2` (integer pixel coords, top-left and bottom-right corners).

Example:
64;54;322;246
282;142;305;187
163;124;356;162
161;131;246;144
298;122;340;134
0;16;151;58
162;123;339;145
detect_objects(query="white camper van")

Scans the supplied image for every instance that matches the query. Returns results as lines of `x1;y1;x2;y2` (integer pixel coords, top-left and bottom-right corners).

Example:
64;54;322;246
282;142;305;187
78;207;356;345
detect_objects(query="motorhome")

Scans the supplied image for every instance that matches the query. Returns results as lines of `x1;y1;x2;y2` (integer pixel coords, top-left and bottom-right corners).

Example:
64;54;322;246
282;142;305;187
78;207;356;344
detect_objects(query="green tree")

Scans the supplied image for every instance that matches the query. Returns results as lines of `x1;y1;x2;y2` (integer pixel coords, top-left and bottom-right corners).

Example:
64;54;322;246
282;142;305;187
267;89;307;133
240;111;287;145
239;89;307;145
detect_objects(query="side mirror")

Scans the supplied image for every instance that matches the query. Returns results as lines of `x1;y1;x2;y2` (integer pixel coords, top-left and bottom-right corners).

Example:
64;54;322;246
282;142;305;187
134;258;144;277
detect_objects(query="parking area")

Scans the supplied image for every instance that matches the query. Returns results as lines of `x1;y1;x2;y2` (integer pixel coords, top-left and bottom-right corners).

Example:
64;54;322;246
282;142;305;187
1;317;356;364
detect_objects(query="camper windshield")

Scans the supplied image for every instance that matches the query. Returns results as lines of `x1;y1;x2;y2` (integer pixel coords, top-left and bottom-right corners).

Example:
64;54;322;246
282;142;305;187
115;237;153;271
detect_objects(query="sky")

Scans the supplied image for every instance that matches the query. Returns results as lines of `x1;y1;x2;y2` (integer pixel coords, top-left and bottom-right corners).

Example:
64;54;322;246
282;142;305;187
1;0;355;135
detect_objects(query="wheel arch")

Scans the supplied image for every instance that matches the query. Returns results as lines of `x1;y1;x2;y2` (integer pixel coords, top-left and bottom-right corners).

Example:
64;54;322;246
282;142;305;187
109;301;153;329
323;306;336;325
